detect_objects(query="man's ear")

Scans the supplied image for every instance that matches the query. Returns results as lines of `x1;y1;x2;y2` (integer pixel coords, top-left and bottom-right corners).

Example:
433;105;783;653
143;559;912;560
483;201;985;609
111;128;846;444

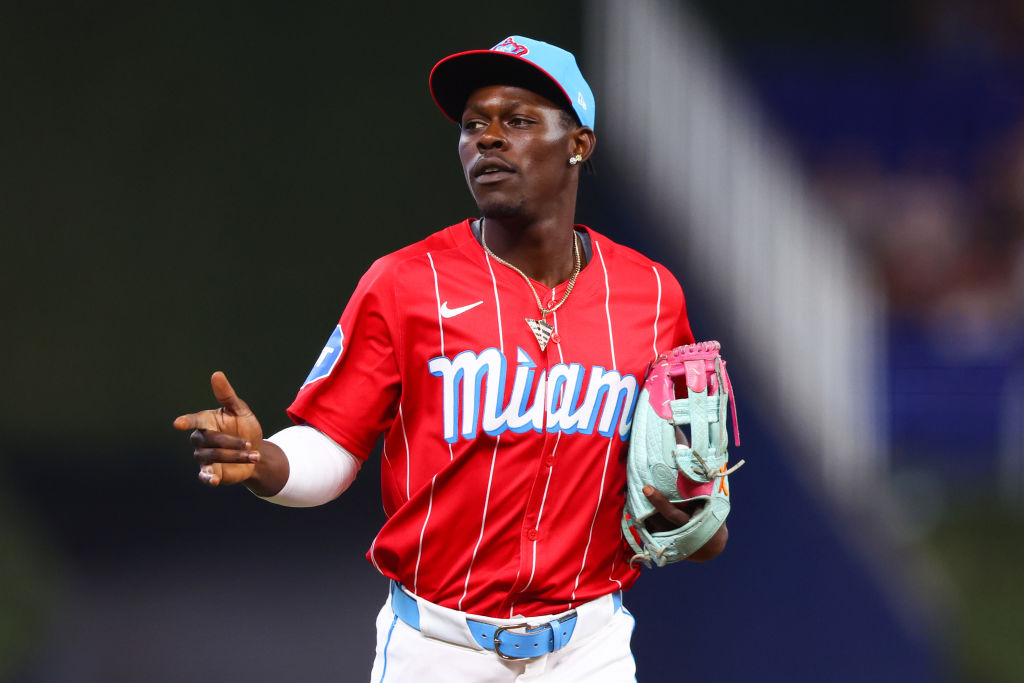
572;126;596;162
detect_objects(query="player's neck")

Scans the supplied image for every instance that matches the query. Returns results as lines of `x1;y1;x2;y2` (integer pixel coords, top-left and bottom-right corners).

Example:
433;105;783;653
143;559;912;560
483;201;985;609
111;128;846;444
477;215;585;288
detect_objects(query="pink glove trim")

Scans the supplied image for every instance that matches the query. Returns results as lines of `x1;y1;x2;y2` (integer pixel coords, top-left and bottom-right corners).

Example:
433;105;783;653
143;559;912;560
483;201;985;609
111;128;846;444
644;341;740;446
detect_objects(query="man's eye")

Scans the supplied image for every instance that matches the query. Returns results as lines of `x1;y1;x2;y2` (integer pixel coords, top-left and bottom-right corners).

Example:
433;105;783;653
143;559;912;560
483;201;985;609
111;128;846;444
462;120;484;130
509;117;532;127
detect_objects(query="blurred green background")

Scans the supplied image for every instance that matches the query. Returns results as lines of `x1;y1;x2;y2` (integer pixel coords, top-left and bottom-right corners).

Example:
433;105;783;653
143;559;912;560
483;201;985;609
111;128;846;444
2;3;587;680
3;1;1024;681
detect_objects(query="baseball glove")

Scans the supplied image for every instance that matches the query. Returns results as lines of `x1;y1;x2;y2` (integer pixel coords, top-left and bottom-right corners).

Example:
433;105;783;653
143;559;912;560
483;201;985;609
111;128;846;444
622;341;743;567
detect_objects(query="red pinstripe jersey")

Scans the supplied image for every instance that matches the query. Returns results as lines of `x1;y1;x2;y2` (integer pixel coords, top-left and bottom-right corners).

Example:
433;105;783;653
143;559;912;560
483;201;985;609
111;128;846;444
288;219;694;618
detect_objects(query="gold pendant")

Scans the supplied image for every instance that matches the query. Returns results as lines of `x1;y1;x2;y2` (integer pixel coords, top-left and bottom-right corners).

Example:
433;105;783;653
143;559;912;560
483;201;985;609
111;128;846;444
526;318;554;351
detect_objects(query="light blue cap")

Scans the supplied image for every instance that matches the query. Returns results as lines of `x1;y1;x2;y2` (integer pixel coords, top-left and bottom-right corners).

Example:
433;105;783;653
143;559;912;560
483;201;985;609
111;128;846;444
429;35;596;129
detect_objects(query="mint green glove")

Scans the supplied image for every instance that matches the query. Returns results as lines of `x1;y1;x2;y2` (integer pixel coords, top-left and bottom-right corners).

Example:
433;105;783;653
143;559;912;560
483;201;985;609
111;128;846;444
622;342;743;567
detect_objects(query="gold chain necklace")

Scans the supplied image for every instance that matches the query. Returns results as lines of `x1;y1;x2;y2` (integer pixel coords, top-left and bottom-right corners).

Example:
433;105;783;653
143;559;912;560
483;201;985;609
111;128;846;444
480;219;581;351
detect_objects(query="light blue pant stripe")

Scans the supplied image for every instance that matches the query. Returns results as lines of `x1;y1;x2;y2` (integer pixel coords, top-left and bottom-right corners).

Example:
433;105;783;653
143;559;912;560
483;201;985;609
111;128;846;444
378;614;399;683
624;607;638;683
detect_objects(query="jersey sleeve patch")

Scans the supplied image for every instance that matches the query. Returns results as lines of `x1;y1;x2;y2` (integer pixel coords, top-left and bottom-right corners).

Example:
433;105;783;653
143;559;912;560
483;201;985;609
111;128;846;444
302;325;344;387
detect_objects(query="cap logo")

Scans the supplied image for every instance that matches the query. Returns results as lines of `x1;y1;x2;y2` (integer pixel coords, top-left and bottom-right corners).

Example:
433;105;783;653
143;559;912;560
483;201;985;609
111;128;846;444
578;92;587;110
491;37;529;56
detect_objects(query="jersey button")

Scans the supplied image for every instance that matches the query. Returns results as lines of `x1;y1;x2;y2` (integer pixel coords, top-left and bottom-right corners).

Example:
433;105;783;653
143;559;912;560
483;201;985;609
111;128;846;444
527;529;539;541
543;455;555;467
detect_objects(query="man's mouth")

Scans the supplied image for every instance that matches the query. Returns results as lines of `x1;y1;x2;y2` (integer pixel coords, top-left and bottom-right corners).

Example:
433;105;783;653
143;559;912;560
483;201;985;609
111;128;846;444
472;156;516;182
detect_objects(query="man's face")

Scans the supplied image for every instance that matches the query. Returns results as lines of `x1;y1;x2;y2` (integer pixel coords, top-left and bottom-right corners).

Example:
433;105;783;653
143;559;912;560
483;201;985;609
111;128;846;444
458;85;577;219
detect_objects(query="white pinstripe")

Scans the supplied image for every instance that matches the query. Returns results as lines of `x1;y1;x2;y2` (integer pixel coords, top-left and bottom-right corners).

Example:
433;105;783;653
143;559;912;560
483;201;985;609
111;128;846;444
378;439;395;572
609;265;663;588
397;405;410;500
482;250;505;349
410;253;448;588
606;548;622;589
594;243;618;385
428;252;456;462
458;248;505;611
413;474;438;594
572;437;618;603
571;240;618;602
521;431;559;598
651;265;663;357
368;536;383;574
519;307;568;598
381;441;393;486
460;435;501;611
427;252;446;355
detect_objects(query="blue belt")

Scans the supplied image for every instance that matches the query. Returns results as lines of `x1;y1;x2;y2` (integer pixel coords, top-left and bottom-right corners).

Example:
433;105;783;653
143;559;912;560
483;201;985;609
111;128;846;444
389;581;621;660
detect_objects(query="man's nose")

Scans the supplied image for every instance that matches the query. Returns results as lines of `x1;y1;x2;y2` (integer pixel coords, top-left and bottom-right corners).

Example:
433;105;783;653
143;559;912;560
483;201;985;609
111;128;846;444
477;122;506;150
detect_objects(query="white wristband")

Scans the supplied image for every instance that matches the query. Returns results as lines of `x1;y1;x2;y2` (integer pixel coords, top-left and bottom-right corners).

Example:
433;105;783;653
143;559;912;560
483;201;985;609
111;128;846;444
260;425;361;507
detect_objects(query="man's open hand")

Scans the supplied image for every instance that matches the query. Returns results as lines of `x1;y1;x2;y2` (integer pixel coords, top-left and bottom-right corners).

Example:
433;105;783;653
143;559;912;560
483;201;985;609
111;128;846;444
173;371;263;487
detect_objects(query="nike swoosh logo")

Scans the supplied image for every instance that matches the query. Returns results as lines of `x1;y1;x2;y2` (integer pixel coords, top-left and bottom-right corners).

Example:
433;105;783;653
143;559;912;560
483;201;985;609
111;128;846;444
440;300;484;318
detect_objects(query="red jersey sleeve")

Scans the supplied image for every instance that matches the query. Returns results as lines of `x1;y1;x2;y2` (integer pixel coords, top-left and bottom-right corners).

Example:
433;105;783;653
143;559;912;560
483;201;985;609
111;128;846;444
287;257;402;460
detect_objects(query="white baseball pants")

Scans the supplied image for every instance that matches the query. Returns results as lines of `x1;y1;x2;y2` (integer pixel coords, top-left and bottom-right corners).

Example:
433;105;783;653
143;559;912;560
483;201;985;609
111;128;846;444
369;587;637;682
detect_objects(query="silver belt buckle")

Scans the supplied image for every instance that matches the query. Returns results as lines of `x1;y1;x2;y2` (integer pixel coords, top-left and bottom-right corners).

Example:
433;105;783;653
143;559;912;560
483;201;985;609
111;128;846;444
492;622;538;660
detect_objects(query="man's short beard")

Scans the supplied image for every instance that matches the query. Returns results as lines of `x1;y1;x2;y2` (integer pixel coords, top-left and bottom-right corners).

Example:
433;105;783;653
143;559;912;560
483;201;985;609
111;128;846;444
479;198;525;219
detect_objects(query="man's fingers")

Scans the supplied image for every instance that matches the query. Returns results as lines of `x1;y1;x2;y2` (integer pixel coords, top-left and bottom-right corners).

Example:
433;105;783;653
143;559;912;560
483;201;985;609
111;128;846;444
173;372;251;431
188;429;249;451
643;485;692;526
173;411;222;432
198;464;221;486
210;371;251;416
193;448;260;465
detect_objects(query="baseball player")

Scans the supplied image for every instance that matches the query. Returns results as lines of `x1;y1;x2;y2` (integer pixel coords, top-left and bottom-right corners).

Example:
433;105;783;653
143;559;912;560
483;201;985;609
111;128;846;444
174;36;727;682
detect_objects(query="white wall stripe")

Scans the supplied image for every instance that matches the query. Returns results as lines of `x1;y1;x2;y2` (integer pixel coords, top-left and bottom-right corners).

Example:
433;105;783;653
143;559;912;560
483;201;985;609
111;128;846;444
588;0;888;500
